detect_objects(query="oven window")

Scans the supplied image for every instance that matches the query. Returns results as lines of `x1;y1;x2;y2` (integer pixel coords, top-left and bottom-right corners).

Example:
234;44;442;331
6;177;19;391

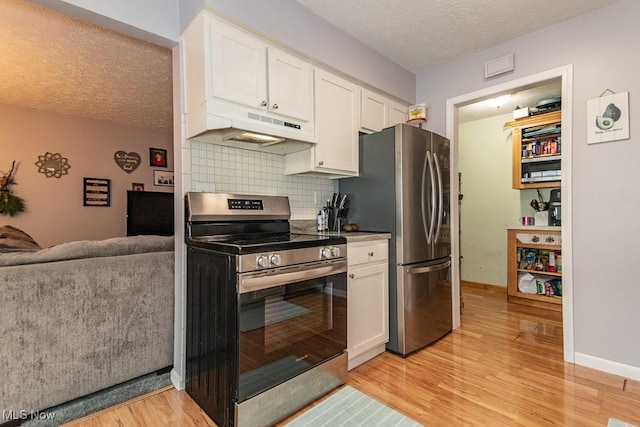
238;272;346;401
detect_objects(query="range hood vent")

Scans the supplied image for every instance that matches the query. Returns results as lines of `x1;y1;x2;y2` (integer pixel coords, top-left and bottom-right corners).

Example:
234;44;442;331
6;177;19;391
187;101;317;156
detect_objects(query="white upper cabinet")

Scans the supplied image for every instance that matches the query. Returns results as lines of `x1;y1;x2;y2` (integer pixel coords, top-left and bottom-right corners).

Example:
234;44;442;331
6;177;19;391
267;47;312;122
209;21;267;109
360;89;408;133
209;17;312;123
388;99;409;126
360;88;388;132
314;69;359;173
285;68;359;177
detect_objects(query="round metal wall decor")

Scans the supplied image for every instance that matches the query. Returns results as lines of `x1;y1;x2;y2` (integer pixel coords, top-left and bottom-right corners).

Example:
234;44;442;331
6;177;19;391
35;152;71;178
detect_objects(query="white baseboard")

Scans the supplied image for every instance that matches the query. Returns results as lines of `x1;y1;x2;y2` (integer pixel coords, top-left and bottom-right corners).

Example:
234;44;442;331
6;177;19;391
171;368;185;390
574;352;640;382
348;344;386;371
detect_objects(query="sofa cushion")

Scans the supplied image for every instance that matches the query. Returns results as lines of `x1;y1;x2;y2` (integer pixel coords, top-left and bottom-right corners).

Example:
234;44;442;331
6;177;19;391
0;225;42;252
0;235;173;267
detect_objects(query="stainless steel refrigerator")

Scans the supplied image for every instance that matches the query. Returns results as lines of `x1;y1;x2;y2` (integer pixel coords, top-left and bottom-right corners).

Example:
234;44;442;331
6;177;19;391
339;124;452;356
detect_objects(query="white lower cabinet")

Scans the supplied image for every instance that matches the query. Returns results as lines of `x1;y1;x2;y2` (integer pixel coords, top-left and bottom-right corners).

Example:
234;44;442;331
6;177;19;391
347;239;389;370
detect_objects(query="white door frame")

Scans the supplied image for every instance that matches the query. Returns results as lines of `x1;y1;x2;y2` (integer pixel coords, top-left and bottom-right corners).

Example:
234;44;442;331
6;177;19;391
446;65;574;362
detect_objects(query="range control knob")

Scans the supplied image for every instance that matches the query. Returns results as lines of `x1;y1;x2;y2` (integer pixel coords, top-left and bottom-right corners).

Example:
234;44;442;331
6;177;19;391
270;254;281;266
330;246;340;257
321;247;332;259
257;255;269;268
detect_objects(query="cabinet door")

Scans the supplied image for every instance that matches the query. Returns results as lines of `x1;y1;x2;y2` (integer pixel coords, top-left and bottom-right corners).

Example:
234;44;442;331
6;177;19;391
347;262;389;360
388;100;408;126
360;88;388;132
267;46;312;122
209;20;267;110
314;68;359;173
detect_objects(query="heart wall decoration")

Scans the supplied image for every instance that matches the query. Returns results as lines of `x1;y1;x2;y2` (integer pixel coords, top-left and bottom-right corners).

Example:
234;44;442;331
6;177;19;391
114;151;141;173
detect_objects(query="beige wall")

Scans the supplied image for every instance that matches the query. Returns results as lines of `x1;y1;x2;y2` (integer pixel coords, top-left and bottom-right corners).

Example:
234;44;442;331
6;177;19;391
459;112;520;286
459;113;557;286
0;103;173;247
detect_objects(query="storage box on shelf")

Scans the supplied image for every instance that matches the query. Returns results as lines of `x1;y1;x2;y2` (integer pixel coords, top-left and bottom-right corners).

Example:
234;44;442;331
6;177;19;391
507;227;562;311
506;110;562;190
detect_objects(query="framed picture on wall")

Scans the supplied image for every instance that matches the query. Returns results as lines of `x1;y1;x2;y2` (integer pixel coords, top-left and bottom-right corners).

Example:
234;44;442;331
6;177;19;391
132;182;145;191
149;148;168;167
154;170;174;187
83;177;111;207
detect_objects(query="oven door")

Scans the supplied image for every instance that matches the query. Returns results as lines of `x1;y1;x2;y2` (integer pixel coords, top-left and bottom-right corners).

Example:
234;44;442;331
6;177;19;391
236;258;347;402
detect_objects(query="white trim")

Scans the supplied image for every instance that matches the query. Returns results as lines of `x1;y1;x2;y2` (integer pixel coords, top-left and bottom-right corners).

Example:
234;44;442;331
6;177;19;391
171;367;185;390
575;353;640;382
445;65;574;363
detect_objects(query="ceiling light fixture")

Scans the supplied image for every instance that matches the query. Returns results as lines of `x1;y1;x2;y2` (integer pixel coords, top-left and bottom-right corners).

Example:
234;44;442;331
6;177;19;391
485;94;512;108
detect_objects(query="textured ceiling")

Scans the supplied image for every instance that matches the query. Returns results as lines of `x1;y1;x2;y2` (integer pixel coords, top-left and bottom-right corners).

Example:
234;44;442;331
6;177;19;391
0;0;173;132
295;0;621;73
0;0;620;131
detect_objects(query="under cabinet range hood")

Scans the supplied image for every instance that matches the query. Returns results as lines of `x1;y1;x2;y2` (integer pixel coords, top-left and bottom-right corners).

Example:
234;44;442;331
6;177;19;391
186;100;318;155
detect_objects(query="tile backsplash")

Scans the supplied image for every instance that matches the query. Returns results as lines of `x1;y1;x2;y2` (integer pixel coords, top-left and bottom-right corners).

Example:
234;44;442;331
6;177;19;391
187;141;336;219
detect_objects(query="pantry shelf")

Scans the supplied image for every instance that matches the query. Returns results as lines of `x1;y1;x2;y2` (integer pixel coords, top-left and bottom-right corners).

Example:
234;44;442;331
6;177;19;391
506;110;562;190
507;227;562;311
517;268;561;277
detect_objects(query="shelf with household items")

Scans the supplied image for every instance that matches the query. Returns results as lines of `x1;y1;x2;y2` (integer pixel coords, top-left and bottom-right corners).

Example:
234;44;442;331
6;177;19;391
506;110;562;190
507;227;562;311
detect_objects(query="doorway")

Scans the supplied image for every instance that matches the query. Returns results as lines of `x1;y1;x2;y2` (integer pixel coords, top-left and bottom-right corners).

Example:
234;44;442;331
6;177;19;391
446;66;574;362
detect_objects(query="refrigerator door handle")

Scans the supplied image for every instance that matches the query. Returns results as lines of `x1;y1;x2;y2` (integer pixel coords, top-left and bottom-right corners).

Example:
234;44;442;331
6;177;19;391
427;151;437;242
407;259;451;275
421;150;432;243
433;153;444;243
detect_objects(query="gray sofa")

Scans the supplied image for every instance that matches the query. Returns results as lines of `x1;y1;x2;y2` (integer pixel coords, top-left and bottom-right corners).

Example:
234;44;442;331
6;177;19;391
0;233;175;414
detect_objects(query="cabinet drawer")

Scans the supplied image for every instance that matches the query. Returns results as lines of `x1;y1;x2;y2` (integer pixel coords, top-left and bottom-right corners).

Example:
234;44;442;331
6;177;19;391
516;233;543;244
348;240;388;266
516;232;560;246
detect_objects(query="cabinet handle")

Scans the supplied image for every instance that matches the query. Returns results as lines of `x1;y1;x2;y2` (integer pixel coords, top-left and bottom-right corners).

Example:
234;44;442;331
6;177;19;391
349;273;354;279
272;103;279;109
368;252;374;257
260;100;267;107
318;160;324;166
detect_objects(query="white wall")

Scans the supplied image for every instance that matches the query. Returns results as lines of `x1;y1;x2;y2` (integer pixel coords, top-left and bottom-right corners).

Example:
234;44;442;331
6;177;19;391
459;112;519;286
417;0;640;372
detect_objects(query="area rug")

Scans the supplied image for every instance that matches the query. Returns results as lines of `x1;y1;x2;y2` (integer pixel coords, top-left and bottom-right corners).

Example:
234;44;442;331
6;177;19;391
284;386;423;426
608;419;638;427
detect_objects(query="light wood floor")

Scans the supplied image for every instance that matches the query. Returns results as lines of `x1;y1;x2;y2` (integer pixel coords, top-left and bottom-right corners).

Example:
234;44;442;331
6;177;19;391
66;285;640;426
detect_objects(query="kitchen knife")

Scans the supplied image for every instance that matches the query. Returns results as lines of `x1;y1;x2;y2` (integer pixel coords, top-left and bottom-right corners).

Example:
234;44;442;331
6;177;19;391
331;193;340;208
338;194;348;210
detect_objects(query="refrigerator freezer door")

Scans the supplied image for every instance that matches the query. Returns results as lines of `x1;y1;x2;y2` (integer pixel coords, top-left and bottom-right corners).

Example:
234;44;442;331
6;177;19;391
397;125;432;264
396;258;452;356
432;132;451;260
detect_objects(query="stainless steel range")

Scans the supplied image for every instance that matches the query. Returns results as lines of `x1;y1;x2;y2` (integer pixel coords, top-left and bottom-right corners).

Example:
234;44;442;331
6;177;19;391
185;192;348;427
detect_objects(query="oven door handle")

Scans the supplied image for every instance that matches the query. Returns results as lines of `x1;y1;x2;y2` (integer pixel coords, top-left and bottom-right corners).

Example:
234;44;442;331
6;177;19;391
238;259;347;294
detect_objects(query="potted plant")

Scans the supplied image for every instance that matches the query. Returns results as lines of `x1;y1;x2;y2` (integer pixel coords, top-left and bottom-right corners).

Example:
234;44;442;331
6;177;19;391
0;161;25;216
